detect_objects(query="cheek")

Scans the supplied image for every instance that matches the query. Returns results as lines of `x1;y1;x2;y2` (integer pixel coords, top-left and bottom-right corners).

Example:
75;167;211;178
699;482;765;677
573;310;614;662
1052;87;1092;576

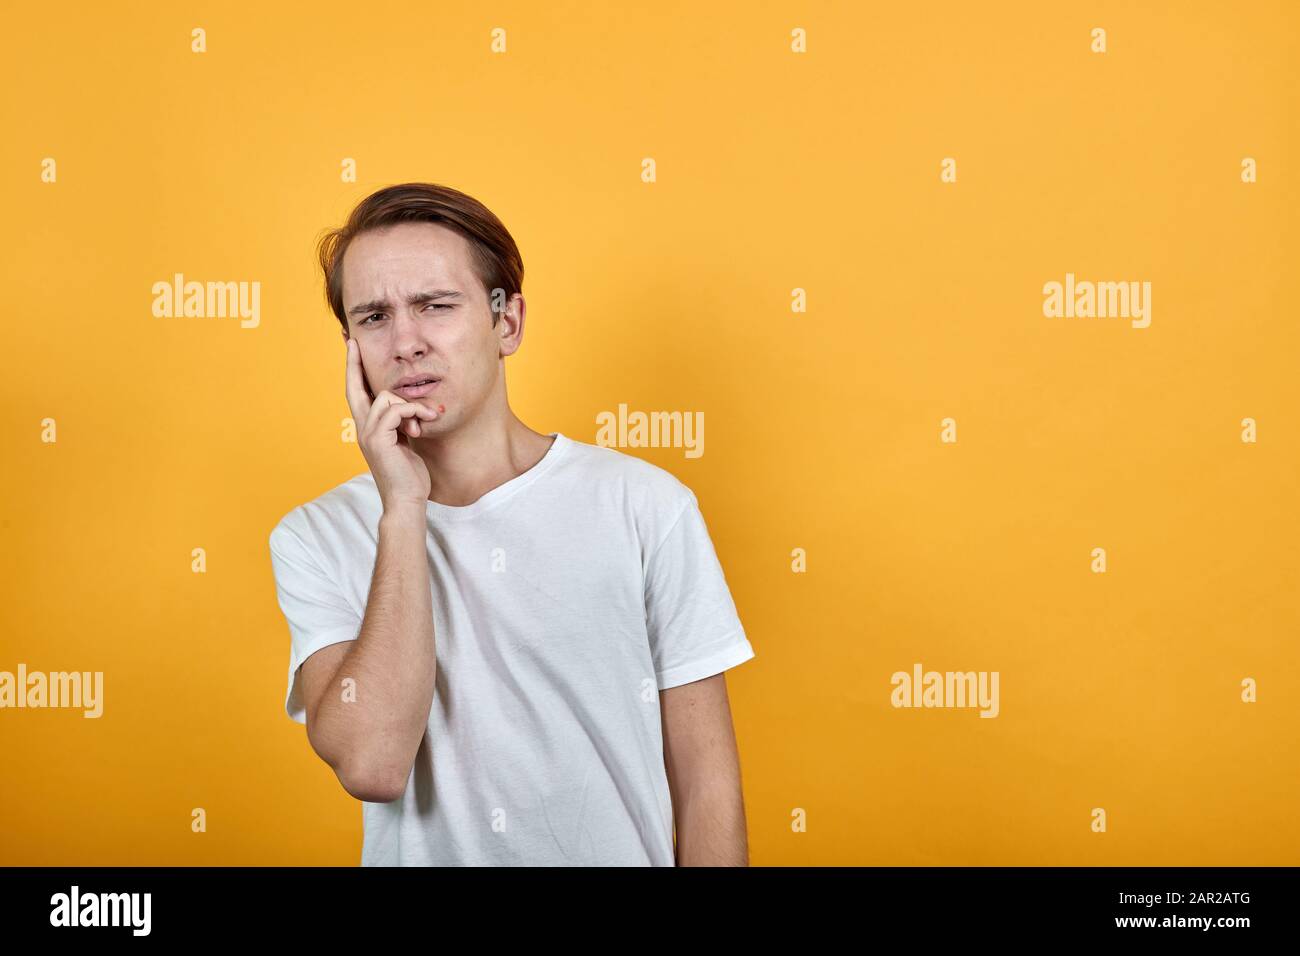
359;358;378;393
464;338;497;380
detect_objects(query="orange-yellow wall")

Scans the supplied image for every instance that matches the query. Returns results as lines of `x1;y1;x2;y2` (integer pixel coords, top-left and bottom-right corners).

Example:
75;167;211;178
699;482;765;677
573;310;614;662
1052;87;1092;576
1;0;1296;865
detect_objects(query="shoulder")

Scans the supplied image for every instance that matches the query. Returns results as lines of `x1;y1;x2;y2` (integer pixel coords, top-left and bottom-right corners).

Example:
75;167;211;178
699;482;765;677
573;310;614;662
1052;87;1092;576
558;434;697;512
555;435;699;562
268;472;377;553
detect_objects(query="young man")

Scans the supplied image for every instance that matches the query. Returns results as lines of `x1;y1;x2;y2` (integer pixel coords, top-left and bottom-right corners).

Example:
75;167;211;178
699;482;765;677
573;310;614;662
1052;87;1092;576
268;183;756;866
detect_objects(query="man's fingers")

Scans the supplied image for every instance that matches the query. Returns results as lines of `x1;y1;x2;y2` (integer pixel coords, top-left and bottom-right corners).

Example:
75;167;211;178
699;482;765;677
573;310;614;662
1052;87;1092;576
344;337;372;421
373;399;439;437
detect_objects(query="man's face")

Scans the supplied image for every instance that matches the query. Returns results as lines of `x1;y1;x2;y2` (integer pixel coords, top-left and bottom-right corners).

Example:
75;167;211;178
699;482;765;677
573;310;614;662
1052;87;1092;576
340;221;510;432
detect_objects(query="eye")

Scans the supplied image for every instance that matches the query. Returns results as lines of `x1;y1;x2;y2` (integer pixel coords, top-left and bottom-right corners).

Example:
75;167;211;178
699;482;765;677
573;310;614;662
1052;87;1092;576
360;305;448;326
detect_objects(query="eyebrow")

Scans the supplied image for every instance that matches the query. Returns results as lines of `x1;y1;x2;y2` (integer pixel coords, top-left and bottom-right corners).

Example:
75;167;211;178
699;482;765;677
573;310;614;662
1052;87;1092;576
347;289;465;316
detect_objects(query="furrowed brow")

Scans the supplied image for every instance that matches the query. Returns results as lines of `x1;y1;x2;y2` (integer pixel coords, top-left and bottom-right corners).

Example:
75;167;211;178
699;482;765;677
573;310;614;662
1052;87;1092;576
347;289;464;316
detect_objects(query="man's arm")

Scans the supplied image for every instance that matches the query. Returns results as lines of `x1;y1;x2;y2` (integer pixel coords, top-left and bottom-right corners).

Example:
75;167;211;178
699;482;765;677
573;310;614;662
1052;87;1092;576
660;672;750;866
297;505;436;803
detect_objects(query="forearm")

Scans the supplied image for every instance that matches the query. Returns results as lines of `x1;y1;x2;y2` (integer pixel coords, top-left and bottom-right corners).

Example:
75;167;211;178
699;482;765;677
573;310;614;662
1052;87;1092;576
673;782;749;866
311;505;436;799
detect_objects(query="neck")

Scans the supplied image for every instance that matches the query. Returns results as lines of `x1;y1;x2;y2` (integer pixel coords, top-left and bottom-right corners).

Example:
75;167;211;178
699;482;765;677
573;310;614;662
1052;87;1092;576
412;410;553;507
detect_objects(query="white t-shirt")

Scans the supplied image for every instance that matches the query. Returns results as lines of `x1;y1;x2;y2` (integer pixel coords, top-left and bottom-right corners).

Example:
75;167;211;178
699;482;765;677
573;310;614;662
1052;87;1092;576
268;431;755;866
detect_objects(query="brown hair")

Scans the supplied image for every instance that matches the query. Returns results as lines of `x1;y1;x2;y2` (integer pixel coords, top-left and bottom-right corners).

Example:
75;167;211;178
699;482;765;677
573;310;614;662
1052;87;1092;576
316;182;524;334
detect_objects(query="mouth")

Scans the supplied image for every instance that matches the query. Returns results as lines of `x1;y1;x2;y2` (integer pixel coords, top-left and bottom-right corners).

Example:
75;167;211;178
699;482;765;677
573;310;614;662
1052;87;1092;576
393;378;441;399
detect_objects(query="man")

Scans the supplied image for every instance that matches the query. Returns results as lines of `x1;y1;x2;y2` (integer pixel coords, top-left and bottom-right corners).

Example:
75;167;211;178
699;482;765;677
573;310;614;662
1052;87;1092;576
268;182;756;865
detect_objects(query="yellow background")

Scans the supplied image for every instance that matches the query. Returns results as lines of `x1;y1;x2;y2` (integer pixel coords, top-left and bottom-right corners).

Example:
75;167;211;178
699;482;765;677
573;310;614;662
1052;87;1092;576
1;0;1296;865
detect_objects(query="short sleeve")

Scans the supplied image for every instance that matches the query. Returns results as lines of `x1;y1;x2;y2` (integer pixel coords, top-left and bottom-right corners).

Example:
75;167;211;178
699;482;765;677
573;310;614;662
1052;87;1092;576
643;489;755;690
268;518;363;724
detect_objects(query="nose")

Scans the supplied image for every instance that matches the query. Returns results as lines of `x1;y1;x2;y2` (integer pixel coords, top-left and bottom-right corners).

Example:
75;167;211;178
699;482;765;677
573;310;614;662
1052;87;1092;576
390;308;429;362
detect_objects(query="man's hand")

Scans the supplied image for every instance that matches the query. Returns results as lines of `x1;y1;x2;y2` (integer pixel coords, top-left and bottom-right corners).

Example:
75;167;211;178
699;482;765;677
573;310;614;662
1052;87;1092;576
345;336;440;511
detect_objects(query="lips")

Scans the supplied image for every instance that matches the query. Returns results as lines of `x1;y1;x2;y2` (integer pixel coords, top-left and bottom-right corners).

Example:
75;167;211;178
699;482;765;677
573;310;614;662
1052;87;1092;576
394;378;441;399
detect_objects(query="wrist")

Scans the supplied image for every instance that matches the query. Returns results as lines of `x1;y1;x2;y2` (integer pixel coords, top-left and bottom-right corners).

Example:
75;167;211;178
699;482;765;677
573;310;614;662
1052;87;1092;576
379;502;428;529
